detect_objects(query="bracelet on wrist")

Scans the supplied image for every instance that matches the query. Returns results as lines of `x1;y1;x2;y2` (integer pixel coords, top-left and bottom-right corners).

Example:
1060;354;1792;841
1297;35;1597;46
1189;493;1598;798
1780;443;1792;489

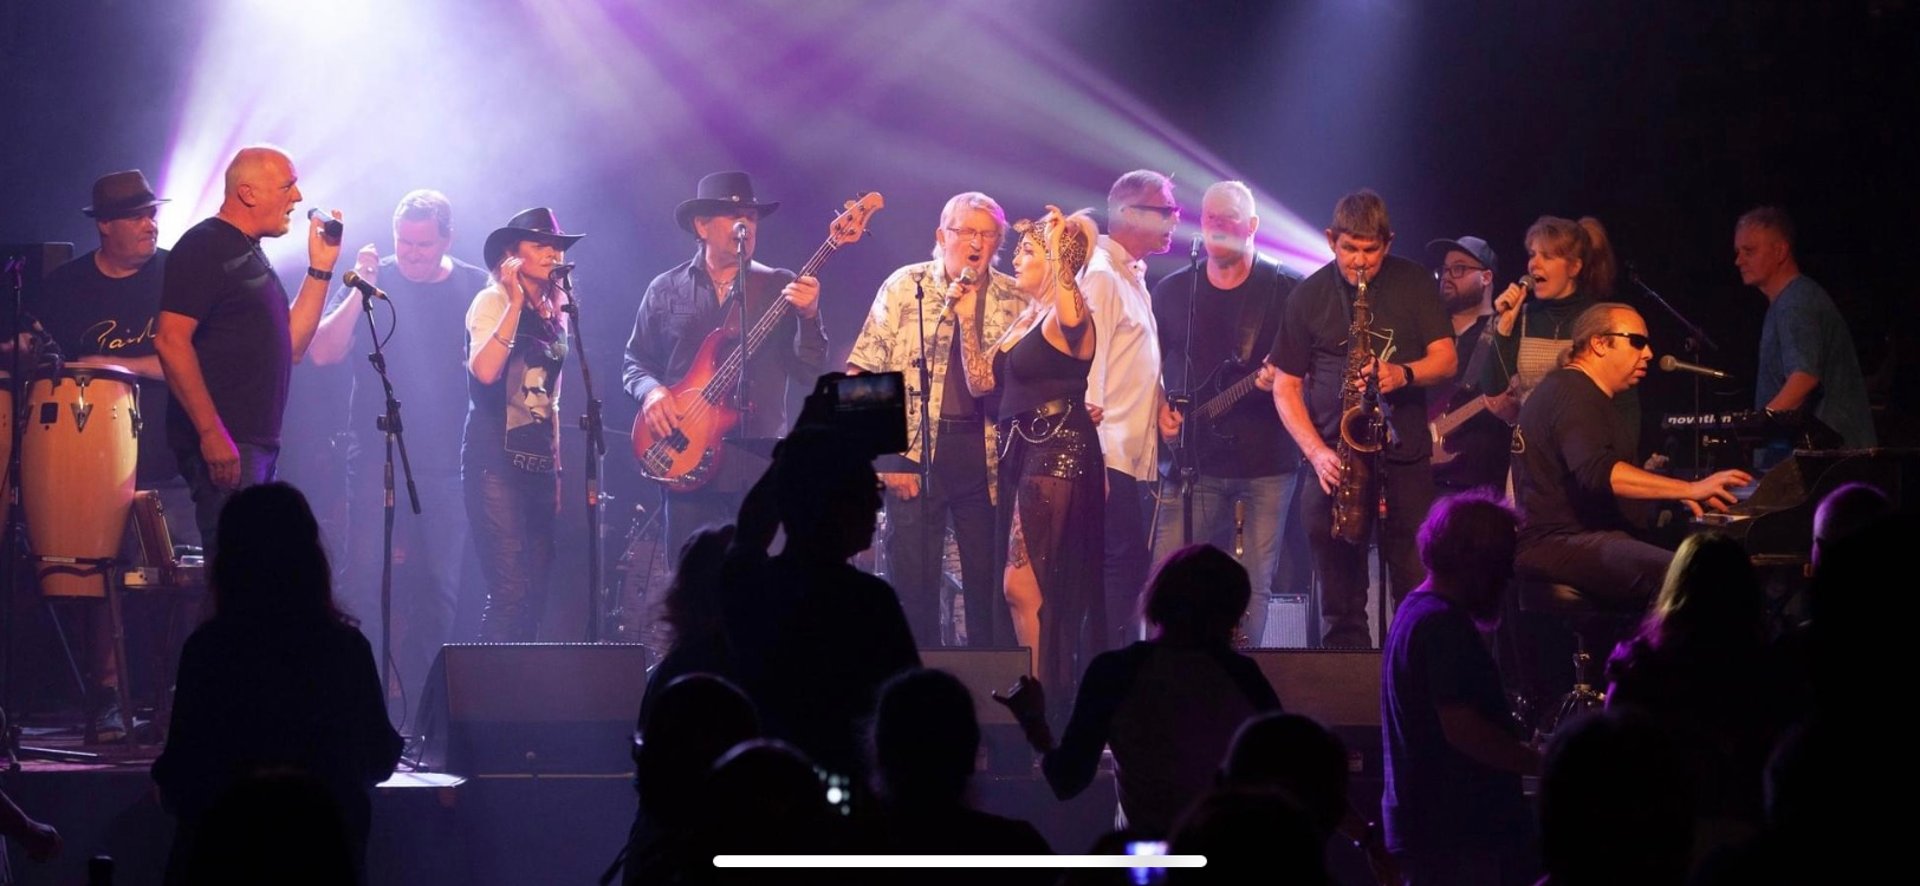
306;266;333;282
493;332;515;349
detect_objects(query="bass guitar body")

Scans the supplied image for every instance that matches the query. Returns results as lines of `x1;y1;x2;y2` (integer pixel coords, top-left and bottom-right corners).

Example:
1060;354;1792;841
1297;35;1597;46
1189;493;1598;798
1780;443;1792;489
631;322;744;493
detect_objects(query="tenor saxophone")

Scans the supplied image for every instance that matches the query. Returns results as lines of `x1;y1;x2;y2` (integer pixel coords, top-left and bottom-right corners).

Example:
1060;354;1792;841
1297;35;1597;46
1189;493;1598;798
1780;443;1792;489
1331;272;1385;543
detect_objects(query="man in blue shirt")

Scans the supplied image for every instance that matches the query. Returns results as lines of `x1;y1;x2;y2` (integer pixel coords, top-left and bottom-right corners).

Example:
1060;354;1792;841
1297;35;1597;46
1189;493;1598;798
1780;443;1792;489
1735;206;1875;451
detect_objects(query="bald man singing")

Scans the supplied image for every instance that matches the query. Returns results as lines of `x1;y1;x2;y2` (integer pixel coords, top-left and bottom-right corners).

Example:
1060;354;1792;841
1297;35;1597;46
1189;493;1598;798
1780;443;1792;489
156;145;343;548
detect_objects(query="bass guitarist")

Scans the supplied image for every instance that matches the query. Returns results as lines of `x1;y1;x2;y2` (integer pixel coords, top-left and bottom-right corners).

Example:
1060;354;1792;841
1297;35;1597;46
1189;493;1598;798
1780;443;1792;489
1149;181;1305;647
623;171;827;554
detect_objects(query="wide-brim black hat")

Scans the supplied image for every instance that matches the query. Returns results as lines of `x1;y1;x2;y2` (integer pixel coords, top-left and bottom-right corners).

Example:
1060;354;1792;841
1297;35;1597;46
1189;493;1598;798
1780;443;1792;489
83;169;169;219
673;171;780;234
483;207;585;270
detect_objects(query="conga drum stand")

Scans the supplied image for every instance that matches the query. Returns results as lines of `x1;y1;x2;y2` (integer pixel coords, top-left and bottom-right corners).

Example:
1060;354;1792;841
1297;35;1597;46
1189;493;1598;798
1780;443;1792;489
1;251;99;766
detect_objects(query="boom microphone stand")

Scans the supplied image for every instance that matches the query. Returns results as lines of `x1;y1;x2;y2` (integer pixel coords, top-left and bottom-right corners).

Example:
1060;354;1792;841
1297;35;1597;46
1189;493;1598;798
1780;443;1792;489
553;265;609;642
1629;264;1718;474
908;270;938;628
1179;235;1201;546
353;277;422;711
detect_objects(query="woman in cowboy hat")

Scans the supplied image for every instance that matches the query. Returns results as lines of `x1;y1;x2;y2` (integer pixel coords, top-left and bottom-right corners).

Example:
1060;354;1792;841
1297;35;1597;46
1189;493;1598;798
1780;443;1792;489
463;207;584;641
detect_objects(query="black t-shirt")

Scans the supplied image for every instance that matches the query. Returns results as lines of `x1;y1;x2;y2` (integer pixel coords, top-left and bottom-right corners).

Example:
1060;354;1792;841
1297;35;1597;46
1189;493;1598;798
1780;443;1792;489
33;249;177;482
1430;314;1514;490
1269;254;1452;464
327;256;491;482
1381;590;1531;854
1511;367;1636;543
160;218;293;449
1153;256;1301;478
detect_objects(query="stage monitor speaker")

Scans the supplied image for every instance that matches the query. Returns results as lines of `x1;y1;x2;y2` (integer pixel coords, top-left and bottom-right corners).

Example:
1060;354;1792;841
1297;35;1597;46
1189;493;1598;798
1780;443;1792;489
918;646;1030;725
1245;649;1381;728
415;642;652;776
918;646;1032;774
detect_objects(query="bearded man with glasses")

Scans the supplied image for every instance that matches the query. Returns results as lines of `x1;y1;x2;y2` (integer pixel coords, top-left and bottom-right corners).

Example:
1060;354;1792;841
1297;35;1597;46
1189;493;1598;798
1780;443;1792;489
1425;235;1514;496
1510;303;1752;601
845;191;1023;647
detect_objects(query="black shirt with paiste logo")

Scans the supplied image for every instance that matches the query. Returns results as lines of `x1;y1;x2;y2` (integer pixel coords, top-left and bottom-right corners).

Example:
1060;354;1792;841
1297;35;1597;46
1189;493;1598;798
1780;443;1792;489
33;248;176;482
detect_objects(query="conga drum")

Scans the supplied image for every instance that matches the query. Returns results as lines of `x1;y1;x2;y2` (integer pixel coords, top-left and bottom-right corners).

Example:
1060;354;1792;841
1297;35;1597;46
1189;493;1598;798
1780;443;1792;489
21;364;140;598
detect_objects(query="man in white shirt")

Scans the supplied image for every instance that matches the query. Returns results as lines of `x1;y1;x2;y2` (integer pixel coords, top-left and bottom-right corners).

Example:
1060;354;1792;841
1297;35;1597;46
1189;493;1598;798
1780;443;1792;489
1085;169;1175;647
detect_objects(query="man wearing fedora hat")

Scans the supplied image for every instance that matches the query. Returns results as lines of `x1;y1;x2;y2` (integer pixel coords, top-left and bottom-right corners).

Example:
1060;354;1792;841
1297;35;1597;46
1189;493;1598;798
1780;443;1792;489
463;207;583;641
623;171;827;556
156;145;344;550
32;168;180;742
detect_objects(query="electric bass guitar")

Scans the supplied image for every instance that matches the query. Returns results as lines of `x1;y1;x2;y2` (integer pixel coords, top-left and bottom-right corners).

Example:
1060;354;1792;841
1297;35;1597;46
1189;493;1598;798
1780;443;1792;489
630;192;884;491
1166;361;1267;474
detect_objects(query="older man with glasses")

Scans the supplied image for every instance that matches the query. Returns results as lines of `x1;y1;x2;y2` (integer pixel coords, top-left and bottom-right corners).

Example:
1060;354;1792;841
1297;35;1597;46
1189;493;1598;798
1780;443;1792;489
1510;302;1752;602
846;192;1024;647
1084;170;1178;650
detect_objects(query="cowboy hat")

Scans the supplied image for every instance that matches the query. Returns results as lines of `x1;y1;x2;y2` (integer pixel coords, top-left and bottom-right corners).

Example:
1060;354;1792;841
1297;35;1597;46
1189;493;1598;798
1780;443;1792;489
673;171;780;234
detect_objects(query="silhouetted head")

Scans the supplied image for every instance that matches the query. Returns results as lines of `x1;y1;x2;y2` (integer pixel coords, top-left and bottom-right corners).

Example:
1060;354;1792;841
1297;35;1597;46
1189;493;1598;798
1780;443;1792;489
870;668;980;807
1643;532;1765;653
1811;482;1890;575
1218;712;1350;838
185;767;356;885
1417;489;1518;626
638;673;759;824
1168;787;1326;884
1539;709;1693;886
1140;544;1251;647
660;524;737;653
704;739;842;855
212;482;348;626
773;427;881;561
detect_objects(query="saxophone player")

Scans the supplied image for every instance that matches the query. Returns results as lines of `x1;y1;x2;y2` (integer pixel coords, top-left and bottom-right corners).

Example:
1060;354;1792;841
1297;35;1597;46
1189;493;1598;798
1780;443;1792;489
1270;191;1457;648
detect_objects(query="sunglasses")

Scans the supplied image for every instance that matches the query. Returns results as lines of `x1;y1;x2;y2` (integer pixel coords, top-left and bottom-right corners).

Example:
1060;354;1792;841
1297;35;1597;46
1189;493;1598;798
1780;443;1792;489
1598;331;1651;350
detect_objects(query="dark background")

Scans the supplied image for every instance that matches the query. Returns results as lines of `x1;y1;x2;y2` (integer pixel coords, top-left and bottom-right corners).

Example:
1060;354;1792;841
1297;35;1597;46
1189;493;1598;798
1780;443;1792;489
5;0;1914;637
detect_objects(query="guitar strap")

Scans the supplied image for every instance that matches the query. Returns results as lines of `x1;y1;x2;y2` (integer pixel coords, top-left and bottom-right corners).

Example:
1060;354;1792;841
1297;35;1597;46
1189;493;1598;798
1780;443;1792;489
1228;256;1281;366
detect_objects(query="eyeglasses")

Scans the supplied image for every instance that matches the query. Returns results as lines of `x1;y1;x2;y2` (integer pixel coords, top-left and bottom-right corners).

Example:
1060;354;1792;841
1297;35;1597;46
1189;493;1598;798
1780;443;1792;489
945;226;999;245
1126;204;1182;221
1437;263;1488;279
1598;331;1651;351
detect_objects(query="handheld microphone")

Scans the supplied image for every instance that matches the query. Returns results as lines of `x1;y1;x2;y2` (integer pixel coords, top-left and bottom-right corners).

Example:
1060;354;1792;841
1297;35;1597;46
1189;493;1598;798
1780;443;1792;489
342;270;386;302
1494;274;1538;313
1658;355;1734;381
307;208;343;241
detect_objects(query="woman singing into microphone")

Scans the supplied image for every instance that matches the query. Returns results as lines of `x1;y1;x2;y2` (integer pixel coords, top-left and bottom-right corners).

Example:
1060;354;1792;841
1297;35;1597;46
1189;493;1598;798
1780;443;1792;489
463;208;584;641
1482;216;1638;450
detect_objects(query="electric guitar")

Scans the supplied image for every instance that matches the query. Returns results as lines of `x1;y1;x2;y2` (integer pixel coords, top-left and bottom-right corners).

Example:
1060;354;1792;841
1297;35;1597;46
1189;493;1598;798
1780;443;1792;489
1167;361;1267;473
1428;394;1496;467
630;192;884;491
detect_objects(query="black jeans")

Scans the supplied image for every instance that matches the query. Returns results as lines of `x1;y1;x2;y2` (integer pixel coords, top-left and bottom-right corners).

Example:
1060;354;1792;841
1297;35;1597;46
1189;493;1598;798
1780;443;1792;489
464;466;559;642
1298;457;1434;645
884;418;1005;647
1102;467;1154;651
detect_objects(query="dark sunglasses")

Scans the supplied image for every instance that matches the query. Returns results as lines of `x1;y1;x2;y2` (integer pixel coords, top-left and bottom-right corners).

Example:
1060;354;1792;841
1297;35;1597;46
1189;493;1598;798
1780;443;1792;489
1598;331;1651;350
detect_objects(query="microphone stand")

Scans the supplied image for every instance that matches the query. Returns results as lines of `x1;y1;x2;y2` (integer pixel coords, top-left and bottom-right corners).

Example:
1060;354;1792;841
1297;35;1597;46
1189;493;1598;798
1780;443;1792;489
554;267;608;642
1179;238;1200;546
2;253;92;765
358;284;422;712
727;232;751;421
1629;265;1716;474
909;270;938;636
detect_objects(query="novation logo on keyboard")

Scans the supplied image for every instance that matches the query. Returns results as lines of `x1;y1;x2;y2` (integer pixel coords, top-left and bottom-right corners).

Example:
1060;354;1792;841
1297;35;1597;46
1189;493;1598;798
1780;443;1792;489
1660;410;1766;430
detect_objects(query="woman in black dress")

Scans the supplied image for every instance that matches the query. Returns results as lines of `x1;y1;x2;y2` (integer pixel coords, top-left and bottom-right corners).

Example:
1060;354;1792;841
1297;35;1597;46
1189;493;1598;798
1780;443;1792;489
956;205;1101;691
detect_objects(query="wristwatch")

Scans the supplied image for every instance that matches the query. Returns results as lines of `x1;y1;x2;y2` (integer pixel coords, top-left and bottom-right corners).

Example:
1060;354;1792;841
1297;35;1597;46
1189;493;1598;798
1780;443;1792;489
307;266;333;282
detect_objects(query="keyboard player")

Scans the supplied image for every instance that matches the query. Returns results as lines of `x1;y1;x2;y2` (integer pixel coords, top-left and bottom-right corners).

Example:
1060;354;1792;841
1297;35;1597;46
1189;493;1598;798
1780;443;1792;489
1512;303;1753;602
